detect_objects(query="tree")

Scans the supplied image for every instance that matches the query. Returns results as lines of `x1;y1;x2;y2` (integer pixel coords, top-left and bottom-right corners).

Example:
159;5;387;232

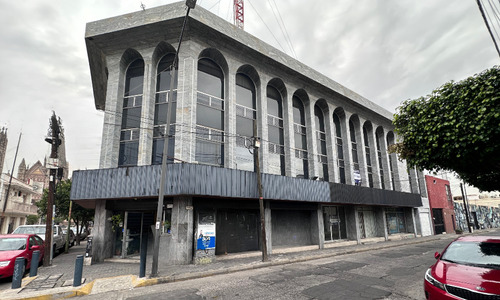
391;66;500;191
26;215;39;225
36;179;94;244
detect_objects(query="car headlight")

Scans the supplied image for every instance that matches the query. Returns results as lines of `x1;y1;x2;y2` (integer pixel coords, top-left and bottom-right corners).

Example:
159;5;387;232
0;260;10;267
425;268;446;291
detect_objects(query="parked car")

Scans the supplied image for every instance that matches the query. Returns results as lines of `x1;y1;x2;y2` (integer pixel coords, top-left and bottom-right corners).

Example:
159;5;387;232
0;234;45;278
61;228;75;247
424;235;500;299
12;225;65;255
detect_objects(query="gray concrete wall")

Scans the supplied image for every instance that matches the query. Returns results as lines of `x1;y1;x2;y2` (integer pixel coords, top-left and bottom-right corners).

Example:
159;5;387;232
345;206;359;242
271;210;312;246
91;200;113;263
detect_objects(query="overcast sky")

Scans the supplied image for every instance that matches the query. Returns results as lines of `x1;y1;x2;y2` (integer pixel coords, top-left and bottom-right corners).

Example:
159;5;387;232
0;0;497;180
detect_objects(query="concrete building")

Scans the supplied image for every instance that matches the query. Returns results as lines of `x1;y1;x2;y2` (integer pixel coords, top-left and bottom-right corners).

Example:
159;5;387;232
71;2;426;265
0;173;40;234
425;175;455;234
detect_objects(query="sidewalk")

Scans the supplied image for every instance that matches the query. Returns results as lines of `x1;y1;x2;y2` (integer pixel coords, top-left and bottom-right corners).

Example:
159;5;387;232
1;230;493;300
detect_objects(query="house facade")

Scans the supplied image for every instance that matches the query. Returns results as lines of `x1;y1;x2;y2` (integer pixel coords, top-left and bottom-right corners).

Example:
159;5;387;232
425;175;455;234
71;2;427;264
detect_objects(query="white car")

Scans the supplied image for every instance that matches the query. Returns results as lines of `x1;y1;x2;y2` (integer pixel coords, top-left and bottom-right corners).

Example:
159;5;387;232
12;225;65;255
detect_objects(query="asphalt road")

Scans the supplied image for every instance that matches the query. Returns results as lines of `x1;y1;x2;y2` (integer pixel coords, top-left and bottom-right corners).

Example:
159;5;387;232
78;232;498;300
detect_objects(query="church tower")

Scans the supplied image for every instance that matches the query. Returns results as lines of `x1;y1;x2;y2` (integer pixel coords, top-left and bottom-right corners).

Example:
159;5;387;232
17;158;27;182
0;127;7;176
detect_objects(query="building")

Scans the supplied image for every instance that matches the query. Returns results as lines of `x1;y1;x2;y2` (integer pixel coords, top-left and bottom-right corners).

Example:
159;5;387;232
425;175;455;234
71;2;427;264
0;128;7;176
0;173;40;234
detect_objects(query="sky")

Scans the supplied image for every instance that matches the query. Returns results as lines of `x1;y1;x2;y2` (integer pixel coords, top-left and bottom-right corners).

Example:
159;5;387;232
0;0;498;187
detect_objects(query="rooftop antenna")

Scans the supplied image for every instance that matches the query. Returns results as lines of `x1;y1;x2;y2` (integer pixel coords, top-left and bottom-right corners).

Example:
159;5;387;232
234;0;244;30
140;2;146;11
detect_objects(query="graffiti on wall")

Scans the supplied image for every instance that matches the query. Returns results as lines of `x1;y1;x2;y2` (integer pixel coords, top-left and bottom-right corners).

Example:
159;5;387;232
454;202;500;230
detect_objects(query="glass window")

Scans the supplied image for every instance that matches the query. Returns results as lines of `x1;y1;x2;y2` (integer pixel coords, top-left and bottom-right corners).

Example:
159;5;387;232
119;59;144;167
198;59;223;98
267;86;285;176
363;126;373;188
333;113;345;184
293;95;308;179
235;74;256;172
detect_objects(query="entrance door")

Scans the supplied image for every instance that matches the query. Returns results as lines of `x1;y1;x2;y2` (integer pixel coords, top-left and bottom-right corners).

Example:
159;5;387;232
216;210;259;255
432;208;445;234
123;212;155;257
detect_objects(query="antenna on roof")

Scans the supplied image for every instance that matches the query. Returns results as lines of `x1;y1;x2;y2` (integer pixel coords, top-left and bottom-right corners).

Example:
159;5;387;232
140;2;146;11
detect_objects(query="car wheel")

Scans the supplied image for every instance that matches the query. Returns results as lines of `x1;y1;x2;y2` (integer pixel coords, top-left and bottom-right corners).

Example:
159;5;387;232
71;241;75;247
53;245;57;257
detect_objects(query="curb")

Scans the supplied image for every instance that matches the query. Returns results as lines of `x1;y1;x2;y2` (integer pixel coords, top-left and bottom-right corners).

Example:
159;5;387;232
1;233;465;299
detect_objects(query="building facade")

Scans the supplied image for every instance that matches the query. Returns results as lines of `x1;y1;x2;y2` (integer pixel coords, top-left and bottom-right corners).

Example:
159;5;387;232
71;2;427;264
425;175;455;234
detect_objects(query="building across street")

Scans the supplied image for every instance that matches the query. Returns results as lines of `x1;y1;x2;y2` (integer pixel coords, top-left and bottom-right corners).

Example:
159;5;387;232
71;1;431;266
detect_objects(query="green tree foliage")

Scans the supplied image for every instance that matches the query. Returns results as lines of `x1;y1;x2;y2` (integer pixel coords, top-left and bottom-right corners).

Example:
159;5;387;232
36;179;94;236
392;66;500;191
26;215;39;225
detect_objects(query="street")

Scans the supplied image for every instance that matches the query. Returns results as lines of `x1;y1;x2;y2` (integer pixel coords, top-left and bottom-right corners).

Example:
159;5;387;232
79;231;500;300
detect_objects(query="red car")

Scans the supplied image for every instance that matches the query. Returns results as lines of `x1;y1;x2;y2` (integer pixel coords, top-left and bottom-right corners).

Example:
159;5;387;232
424;235;500;299
0;234;45;279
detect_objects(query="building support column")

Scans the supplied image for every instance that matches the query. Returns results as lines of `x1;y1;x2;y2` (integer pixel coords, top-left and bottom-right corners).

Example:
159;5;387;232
265;201;272;255
311;204;324;249
412;208;418;238
92;199;113;263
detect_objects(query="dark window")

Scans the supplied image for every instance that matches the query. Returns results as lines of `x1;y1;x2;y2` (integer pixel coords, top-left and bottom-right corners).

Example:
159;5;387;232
293;95;308;179
349;120;359;171
196;58;224;167
315;105;328;181
333;113;345;184
267;85;285;176
363;126;373;188
376;130;385;189
119;59;144;167
235;74;256;172
152;54;177;165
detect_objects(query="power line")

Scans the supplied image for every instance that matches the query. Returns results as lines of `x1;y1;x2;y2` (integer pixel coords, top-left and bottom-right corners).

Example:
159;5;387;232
477;0;500;57
246;0;287;54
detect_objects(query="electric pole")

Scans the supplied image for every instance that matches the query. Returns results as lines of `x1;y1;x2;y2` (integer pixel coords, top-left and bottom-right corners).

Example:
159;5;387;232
253;120;268;262
460;183;472;233
44;112;61;267
151;0;197;277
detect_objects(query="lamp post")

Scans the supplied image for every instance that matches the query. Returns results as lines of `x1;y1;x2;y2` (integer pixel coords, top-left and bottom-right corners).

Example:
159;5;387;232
151;0;196;278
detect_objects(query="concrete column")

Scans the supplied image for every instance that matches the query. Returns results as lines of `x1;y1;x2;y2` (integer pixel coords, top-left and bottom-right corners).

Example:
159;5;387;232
265;200;272;255
341;112;354;185
283;84;295;177
376;207;388;241
306;100;319;180
377;126;392;190
138;52;155;166
417;170;428;198
226;63;237;168
99;55;123;169
260;75;270;174
312;204;325;249
171;196;194;264
176;52;196;163
91;200;113;263
325;104;336;182
408;166;419;194
412;208;418;237
345;206;360;243
367;126;382;189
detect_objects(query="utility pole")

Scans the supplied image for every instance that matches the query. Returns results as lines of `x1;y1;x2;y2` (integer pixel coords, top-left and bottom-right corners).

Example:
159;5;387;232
44;112;61;267
476;0;500;58
253;120;268;262
65;200;72;253
1;132;21;232
460;183;472;233
151;0;197;278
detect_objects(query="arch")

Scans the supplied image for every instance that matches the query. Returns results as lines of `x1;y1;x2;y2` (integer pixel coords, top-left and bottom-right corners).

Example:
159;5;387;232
386;131;397;190
235;70;257;171
236;64;260;87
152;41;177;70
118;52;145;167
332;107;346;184
195;50;227;167
292;90;309;179
314;101;329;181
266;79;286;176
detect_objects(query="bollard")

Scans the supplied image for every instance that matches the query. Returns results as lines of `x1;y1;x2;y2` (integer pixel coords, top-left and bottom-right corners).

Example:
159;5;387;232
30;251;40;277
11;257;25;289
73;255;84;287
139;235;148;278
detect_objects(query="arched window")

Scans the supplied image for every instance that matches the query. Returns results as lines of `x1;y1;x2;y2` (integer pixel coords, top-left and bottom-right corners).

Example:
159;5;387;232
293;95;308;179
267;86;285;176
235;73;256;171
152;53;177;165
363;126;374;188
387;132;396;190
333;113;345;184
376;128;385;189
315;105;328;181
119;59;144;167
349;120;360;185
196;58;224;167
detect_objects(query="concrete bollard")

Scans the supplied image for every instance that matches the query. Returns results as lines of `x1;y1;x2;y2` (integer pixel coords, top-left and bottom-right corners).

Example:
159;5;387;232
30;250;40;277
12;257;25;289
73;255;84;287
139;235;148;278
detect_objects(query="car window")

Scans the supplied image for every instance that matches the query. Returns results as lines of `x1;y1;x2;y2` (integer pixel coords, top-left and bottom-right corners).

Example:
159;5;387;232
0;237;27;251
442;241;500;267
29;237;36;248
35;236;43;245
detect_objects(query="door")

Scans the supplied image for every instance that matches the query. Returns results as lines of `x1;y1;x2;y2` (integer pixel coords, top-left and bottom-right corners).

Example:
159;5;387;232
432;208;445;234
216;210;259;255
